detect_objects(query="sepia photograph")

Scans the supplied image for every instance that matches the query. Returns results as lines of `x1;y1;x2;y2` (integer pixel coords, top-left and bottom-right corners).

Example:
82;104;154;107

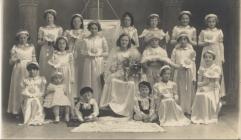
1;0;240;139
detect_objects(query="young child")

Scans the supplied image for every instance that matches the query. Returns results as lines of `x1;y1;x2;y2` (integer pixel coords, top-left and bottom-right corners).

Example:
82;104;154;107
118;12;139;47
153;65;190;126
170;11;197;47
198;13;225;98
75;87;99;123
141;32;178;85
133;81;157;122
171;32;196;115
8;30;37;116
139;13;169;51
191;50;222;124
38;9;63;81
21;62;46;125
48;36;75;118
43;72;71;123
80;21;109;104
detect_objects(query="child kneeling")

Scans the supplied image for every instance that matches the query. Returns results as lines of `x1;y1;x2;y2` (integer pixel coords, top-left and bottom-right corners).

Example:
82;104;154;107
133;81;157;122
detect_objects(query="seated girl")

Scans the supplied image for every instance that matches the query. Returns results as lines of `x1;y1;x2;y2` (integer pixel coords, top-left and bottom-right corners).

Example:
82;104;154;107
75;87;99;123
191;50;222;124
100;33;140;118
43;72;71;123
21;62;46;126
133;81;157;122
141;32;179;85
153;65;190;126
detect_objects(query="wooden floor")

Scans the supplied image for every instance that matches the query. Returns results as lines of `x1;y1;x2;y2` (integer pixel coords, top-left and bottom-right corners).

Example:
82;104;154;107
1;105;240;139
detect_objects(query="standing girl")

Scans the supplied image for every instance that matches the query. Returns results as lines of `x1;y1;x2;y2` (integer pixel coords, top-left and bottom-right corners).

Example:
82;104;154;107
21;62;46;125
7;30;37;116
44;72;71;123
170;11;197;47
198;14;225;97
80;21;109;104
139;14;169;51
171;32;196;115
153;65;190;126
48;36;74;118
64;13;88;100
38;9;63;81
118;12;139;47
191;50;222;124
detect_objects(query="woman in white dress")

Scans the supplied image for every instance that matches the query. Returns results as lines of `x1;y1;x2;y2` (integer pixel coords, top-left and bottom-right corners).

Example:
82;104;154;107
153;65;190;126
38;9;63;81
191;50;222;124
7;30;37;116
170;11;197;47
64;13;88;100
21;62;46;125
80;21;109;104
118;12;139;47
198;13;225;97
100;33;140;117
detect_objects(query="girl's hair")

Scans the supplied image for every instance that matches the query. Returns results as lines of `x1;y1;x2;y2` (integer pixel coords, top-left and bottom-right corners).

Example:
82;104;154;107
51;74;64;83
26;63;39;71
177;35;190;43
178;11;192;21
121;12;134;26
15;30;31;42
116;33;135;48
79;87;93;96
70;14;84;29
54;37;69;51
160;66;171;76
138;81;152;95
203;51;216;60
44;11;56;20
147;14;160;27
87;21;102;31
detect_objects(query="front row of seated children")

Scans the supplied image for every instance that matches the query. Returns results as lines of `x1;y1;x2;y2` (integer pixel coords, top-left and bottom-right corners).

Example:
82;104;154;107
21;49;221;127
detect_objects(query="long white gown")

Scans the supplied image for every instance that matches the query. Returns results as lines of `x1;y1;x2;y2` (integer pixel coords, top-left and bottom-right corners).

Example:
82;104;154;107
153;81;190;126
21;76;46;125
191;64;221;124
7;44;36;114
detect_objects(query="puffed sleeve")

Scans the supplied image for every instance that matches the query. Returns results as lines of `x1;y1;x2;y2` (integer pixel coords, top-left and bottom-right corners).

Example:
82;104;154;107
38;27;44;42
9;45;18;65
218;29;224;62
198;30;205;46
133;28;140;47
102;37;109;57
171;26;178;40
139;29;148;38
31;44;37;62
191;27;197;43
171;47;177;63
58;26;63;37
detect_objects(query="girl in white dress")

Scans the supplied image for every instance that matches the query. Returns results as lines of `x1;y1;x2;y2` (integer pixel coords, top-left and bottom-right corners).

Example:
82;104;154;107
80;21;109;104
8;30;37;116
153;65;190;126
141;32;178;85
64;14;88;100
48;36;74;118
171;32;196;115
44;72;71;123
191;50;222;124
170;11;197;47
139;14;169;51
21;62;46;125
133;81;157;122
118;12;139;47
198;14;225;97
38;9;63;81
